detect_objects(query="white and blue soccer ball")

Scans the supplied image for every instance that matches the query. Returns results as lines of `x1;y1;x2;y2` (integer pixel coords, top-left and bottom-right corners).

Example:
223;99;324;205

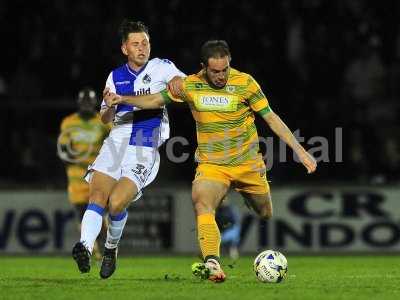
253;249;288;283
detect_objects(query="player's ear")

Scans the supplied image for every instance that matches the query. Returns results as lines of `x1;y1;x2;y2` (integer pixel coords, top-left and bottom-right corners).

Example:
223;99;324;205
121;43;128;56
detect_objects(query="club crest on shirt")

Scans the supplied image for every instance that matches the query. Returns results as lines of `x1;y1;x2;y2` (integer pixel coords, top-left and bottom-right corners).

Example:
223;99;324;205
142;74;151;84
226;85;236;93
195;83;203;89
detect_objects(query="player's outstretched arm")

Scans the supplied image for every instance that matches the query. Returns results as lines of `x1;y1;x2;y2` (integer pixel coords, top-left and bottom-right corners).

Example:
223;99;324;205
104;88;167;110
263;111;317;174
121;93;165;109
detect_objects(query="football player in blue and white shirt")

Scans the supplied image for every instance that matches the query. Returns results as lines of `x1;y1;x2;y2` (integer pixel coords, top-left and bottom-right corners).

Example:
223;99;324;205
72;20;185;279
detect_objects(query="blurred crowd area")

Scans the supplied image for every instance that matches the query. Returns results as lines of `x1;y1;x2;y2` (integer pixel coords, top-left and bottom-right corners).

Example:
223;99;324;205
1;0;400;188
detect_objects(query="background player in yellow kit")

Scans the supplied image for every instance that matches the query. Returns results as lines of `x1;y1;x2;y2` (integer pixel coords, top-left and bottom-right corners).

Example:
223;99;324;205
104;40;317;282
58;87;110;259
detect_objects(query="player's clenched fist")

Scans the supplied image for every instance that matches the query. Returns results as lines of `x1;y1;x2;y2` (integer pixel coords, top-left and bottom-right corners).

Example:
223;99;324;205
298;150;317;174
103;88;121;108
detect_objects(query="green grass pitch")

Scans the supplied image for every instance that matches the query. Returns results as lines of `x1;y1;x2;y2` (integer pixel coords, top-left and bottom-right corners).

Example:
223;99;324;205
0;256;399;299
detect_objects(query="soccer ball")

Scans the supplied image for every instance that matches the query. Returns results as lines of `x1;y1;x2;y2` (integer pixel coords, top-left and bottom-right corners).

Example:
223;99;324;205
253;249;288;283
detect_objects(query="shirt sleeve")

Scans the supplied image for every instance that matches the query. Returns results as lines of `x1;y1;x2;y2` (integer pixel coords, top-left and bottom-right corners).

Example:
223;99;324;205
160;59;187;82
246;75;272;116
100;72;116;110
160;89;185;104
160;77;189;104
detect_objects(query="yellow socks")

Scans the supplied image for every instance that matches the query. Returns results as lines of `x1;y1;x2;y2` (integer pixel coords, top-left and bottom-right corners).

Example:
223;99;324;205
197;213;221;260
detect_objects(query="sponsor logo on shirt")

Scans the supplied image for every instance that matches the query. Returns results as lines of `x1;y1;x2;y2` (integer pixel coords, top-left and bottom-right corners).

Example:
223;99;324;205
195;94;239;112
115;80;131;85
201;96;229;106
133;87;151;96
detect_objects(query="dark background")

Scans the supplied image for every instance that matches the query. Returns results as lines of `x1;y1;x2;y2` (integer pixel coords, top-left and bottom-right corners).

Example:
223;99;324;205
1;0;399;189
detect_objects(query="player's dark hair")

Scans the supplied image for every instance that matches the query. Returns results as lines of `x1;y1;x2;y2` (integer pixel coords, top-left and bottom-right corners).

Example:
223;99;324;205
119;19;149;43
200;40;231;66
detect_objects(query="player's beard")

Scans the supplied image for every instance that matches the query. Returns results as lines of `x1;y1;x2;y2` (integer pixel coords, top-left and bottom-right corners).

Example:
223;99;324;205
204;69;228;89
207;77;227;89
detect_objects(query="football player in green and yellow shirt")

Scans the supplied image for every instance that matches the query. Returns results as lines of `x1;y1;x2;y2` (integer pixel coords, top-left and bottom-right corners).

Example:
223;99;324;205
58;87;110;259
104;40;317;282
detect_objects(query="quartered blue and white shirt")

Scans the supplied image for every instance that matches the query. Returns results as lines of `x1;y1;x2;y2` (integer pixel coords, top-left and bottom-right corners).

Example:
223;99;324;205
101;58;185;148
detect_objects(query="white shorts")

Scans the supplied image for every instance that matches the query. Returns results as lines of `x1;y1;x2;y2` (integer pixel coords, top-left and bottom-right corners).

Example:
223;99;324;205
85;135;160;202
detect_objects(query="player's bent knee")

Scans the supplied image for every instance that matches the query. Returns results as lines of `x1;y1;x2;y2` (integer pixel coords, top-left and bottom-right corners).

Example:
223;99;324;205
108;200;126;216
192;189;202;203
108;194;131;215
89;189;108;206
193;199;214;215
